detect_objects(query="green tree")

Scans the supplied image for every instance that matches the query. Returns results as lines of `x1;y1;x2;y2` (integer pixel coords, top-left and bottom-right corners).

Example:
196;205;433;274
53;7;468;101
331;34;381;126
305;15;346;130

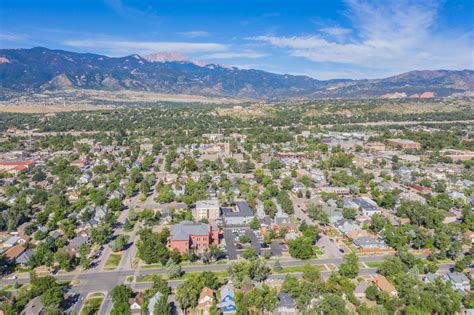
112;235;129;252
107;198;124;212
165;259;182;279
339;252;359;278
288;237;313;259
154;295;170;315
91;224;112;245
249;217;260;230
273;260;283;272
342;207;357;220
242;247;258;260
40;286;64;308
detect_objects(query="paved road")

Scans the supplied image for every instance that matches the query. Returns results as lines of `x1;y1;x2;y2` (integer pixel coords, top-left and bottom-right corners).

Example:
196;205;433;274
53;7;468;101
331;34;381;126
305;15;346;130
1;254;453;314
1;253;430;289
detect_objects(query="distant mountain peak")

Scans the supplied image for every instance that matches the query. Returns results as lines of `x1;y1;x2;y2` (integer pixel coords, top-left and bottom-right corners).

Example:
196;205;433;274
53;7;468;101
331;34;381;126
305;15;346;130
144;51;209;67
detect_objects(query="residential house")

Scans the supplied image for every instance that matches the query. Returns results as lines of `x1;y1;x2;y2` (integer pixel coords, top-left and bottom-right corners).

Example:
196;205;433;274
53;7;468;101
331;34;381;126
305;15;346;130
16;250;34;266
273;207;297;233
443;272;470;292
353;236;387;249
424;272;438;284
168;221;220;254
373;275;397;297
129;292;145;314
220;282;237;314
335;219;361;235
345;197;381;216
67;236;90;257
197;287;215;315
4;245;26;263
3;236;20;248
325;208;343;224
147;291;163;315
276;292;297;315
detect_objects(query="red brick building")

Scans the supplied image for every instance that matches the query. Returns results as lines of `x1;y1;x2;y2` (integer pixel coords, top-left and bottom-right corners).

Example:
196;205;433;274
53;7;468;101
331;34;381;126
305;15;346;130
168;221;220;254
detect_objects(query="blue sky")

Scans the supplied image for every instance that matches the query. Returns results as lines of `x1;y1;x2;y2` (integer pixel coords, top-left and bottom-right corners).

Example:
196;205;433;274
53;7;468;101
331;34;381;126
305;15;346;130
1;0;473;79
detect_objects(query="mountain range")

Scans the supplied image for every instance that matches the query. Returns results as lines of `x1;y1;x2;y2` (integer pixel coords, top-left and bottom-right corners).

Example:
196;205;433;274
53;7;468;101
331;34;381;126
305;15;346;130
0;47;473;100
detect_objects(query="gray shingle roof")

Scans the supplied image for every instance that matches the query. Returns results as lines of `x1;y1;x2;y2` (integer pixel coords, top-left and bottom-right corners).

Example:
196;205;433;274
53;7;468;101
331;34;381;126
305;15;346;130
222;201;254;218
16;250;34;264
170;221;209;241
278;292;295;309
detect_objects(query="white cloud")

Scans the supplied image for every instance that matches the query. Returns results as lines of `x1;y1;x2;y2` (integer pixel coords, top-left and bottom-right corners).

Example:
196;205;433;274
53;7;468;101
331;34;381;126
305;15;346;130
63;39;228;54
201;51;267;59
0;33;27;42
248;0;474;78
319;27;351;38
179;31;211;38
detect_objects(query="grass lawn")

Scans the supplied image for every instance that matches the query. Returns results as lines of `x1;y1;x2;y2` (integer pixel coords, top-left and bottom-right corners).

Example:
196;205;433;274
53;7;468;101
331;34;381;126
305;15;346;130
141;259;228;269
104;253;123;270
136;270;228;282
141;263;165;269
274;265;323;274
313;246;323;256
80;293;104;315
365;261;383;268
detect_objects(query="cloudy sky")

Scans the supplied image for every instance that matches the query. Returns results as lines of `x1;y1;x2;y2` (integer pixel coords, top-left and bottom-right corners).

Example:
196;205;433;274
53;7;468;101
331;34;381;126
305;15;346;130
1;0;473;79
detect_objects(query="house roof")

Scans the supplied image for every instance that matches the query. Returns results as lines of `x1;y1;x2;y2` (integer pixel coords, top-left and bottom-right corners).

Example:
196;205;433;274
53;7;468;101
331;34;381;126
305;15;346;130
278;292;296;309
170;221;210;241
446;272;469;284
4;236;20;246
353;236;379;246
424;272;438;283
373;275;396;294
147;291;163;313
200;287;215;299
67;236;89;249
16;250;34;264
4;245;25;261
128;292;144;307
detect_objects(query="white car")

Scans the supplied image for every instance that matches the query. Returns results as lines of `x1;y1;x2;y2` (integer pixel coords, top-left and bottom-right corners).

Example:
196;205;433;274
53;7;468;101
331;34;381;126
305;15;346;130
8;275;17;280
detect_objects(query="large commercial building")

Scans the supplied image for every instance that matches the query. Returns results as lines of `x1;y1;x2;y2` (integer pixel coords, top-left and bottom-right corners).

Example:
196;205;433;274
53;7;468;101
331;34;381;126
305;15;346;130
168;221;220;253
221;201;255;226
193;199;220;221
387;139;421;149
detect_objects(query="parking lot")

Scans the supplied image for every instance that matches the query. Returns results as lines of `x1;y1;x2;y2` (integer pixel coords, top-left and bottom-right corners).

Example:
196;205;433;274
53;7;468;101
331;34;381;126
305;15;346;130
222;227;263;260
